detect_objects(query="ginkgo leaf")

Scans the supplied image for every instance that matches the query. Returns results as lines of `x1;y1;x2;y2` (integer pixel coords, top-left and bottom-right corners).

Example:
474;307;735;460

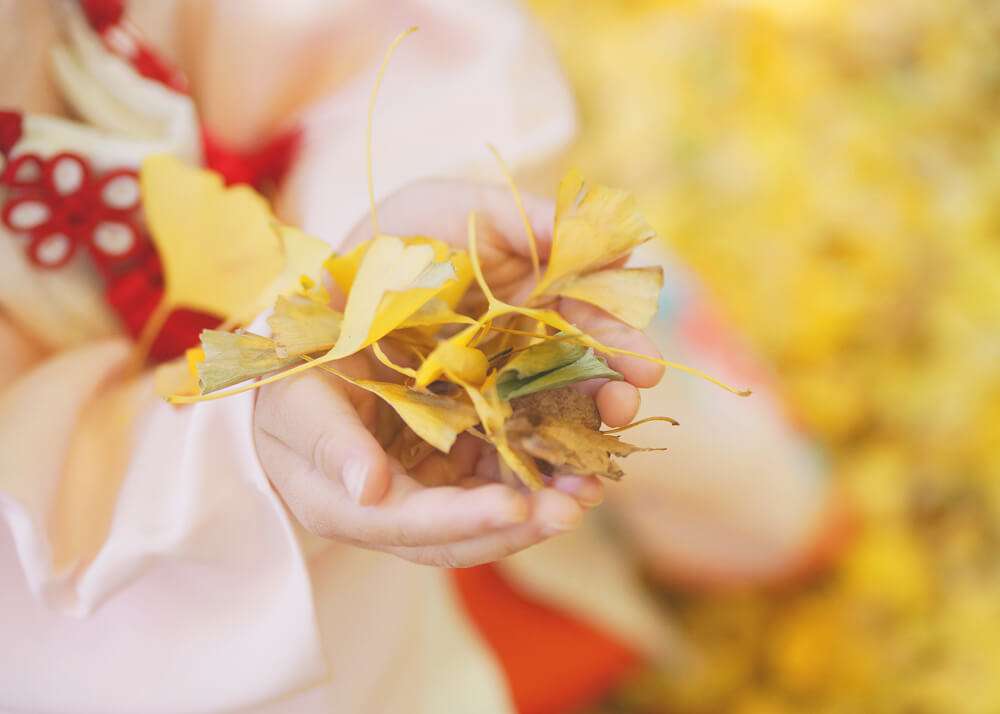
328;235;456;360
531;169;657;297
552;266;664;330
498;347;623;400
141;154;285;318
412;237;474;308
467;211;752;397
324;236;473;308
235;225;332;325
506;412;663;480
197;330;298;394
414;323;482;387
437;341;490;385
500;337;587;383
324;241;370;296
357;381;478;453
154;349;202;399
314;362;478;454
268;296;342;357
457;375;546;490
397;297;477;329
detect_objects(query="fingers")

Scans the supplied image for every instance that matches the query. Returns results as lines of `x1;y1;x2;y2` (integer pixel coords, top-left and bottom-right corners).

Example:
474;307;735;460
558;298;665;388
365;479;530;545
340;179;555;259
595;380;641;427
388;487;584;567
552;474;605;507
255;366;390;505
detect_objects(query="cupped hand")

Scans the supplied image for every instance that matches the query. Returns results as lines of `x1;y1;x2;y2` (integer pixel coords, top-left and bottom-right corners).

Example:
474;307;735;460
254;179;664;567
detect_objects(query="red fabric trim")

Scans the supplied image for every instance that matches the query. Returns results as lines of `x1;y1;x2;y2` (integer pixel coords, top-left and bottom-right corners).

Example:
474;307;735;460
2;154;45;189
201;127;303;191
81;0;124;33
451;565;640;714
0;111;22;155
105;251;221;362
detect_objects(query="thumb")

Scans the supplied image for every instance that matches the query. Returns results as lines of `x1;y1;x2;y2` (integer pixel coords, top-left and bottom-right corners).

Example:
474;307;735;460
255;369;390;505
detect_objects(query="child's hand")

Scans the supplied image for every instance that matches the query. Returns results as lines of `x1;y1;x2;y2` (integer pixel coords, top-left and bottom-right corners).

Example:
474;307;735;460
254;180;664;567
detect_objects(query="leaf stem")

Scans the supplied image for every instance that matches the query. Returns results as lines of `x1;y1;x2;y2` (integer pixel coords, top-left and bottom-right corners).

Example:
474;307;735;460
601;416;680;434
367;27;418;238
487;143;540;284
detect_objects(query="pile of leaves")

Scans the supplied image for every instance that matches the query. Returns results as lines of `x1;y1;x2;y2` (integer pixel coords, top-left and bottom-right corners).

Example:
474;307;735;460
162;159;695;487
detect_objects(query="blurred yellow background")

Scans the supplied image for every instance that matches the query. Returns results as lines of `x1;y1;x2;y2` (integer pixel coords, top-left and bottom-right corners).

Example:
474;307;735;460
527;1;1000;712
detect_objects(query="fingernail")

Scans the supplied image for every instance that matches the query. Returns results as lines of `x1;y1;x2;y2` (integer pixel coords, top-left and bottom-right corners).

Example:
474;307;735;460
342;458;367;504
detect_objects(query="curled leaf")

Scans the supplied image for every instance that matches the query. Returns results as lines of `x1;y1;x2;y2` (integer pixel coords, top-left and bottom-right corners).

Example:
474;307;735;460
457;375;546;490
414;323;482;387
507;411;664;480
497;340;622;400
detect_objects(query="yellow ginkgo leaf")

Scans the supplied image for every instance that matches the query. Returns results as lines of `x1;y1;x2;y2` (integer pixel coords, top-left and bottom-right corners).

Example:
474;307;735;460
328;235;456;359
234;225;332;326
197;330;298;394
552;266;664;329
324;236;472;308
355;381;478;453
313;362;478;454
324;241;370;296
268;296;342;357
439;341;489;385
414;322;482;387
398;298;477;329
407;237;474;308
468;211;751;397
532;169;657;297
458;375;545;490
140;154;285;319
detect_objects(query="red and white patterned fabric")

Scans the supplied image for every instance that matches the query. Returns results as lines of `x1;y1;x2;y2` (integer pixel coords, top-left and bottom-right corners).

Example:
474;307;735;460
1;151;143;270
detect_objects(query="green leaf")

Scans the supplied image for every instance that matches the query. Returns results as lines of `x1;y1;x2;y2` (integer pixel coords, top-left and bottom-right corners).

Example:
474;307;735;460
497;340;623;400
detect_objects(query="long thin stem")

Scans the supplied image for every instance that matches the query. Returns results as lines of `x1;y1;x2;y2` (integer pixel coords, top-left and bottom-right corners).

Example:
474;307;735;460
602;416;680;434
487;143;541;283
367;27;418;238
466;211;497;305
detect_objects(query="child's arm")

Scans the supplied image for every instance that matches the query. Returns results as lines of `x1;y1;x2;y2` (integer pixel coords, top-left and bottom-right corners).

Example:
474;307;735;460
254;179;664;567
